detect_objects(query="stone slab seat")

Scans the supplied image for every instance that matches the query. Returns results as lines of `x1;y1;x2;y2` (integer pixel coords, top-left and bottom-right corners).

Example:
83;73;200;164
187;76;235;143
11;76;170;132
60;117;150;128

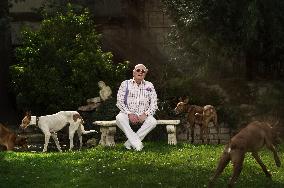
93;120;180;147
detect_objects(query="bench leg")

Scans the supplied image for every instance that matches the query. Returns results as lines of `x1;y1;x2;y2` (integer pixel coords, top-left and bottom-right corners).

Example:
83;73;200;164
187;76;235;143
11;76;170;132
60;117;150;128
166;125;177;145
99;127;116;147
106;127;116;147
99;127;107;146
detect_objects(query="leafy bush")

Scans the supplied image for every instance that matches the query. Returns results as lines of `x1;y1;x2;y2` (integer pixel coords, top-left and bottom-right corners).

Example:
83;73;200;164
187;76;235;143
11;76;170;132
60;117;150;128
253;81;284;118
10;4;128;114
163;77;227;106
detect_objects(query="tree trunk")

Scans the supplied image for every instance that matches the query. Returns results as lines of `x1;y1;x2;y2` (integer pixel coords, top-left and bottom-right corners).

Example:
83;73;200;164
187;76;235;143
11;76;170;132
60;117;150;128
0;0;18;126
245;53;256;81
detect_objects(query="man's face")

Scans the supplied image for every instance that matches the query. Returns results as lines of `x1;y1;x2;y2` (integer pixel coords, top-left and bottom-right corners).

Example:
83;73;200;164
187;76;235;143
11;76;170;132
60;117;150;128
133;65;147;83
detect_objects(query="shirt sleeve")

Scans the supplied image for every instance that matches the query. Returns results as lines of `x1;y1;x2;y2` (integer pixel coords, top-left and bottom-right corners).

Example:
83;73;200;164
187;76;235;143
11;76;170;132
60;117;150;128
145;82;158;116
116;80;131;114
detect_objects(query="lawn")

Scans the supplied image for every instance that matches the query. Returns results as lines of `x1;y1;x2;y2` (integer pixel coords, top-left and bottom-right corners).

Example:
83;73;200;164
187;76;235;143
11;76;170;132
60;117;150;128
0;142;283;188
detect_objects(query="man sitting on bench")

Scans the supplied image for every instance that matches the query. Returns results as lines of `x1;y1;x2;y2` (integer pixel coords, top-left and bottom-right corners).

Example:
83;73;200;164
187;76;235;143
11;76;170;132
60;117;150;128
116;64;158;151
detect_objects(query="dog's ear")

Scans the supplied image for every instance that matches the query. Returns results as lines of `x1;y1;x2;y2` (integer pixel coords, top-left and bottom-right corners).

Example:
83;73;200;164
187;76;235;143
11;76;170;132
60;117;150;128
26;111;32;119
73;114;84;123
184;97;189;104
195;113;202;118
178;97;183;102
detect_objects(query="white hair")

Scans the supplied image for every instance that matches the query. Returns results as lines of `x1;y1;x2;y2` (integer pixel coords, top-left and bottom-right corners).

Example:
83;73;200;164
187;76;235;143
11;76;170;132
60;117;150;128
133;64;148;71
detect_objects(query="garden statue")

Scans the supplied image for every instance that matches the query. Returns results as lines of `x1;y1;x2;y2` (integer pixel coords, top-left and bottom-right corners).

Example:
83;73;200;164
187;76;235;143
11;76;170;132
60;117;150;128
78;81;112;111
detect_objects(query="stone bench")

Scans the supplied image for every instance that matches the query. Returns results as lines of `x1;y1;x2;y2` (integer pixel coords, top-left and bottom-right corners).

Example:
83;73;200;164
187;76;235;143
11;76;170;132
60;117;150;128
93;120;180;147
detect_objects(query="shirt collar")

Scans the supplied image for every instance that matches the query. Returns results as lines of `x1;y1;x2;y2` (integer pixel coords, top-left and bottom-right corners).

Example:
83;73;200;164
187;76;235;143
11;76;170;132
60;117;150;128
131;78;146;85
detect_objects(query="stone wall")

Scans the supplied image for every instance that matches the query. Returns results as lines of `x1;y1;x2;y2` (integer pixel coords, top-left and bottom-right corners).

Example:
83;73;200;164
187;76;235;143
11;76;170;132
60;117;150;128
10;1;172;74
10;0;44;45
10;0;45;12
177;122;231;144
143;0;172;51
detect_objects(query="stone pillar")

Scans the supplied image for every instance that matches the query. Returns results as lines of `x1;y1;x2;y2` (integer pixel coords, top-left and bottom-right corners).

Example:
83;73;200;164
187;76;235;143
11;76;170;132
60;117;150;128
166;124;177;145
106;127;116;146
99;126;116;147
99;126;108;146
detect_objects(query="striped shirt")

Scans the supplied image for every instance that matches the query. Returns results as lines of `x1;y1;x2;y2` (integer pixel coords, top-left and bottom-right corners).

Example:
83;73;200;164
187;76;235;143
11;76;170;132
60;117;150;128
116;79;158;116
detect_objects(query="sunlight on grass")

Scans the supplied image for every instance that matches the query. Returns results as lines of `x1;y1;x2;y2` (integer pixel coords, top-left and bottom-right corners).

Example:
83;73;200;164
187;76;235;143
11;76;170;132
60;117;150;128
0;142;283;188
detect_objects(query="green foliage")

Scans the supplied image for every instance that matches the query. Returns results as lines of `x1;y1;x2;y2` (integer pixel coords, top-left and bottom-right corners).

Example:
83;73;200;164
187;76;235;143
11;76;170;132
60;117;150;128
218;105;243;129
158;77;251;128
10;4;128;113
162;0;284;79
253;81;284;117
160;0;284;127
163;77;226;107
0;143;283;187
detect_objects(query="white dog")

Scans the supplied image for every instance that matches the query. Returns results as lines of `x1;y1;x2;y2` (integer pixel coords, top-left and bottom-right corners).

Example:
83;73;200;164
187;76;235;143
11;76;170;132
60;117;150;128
20;111;97;152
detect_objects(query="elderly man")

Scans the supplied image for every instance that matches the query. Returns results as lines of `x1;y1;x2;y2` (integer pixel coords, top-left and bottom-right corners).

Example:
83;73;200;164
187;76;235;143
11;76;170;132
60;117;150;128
116;64;158;151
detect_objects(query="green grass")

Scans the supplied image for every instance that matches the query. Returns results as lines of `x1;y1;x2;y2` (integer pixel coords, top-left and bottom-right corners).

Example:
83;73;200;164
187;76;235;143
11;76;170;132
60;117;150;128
0;142;283;188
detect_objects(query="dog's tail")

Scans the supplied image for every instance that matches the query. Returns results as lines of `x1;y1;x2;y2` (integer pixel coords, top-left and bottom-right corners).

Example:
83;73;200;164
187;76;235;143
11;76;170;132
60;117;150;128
80;124;98;134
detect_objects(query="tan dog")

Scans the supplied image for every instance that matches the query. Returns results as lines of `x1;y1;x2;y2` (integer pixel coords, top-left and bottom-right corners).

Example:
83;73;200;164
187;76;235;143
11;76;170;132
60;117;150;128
208;121;281;188
174;97;219;143
0;123;27;151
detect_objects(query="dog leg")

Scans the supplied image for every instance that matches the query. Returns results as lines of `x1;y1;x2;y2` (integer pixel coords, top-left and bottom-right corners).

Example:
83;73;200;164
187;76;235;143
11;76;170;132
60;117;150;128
43;132;51;152
185;123;190;141
200;125;205;143
208;146;231;188
186;127;189;141
77;126;83;149
228;149;245;188
206;126;210;144
6;143;15;151
69;133;75;150
265;141;281;167
201;119;208;144
190;124;195;143
51;133;62;152
251;152;271;178
69;125;77;151
204;121;210;144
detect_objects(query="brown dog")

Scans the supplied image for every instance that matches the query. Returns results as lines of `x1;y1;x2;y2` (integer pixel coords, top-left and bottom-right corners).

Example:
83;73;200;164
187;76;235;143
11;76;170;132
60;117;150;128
208;121;281;188
174;97;219;143
0;123;27;151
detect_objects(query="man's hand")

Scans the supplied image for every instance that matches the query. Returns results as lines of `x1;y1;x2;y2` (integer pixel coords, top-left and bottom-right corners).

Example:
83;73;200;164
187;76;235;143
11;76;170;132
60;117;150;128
138;113;147;123
128;113;139;125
